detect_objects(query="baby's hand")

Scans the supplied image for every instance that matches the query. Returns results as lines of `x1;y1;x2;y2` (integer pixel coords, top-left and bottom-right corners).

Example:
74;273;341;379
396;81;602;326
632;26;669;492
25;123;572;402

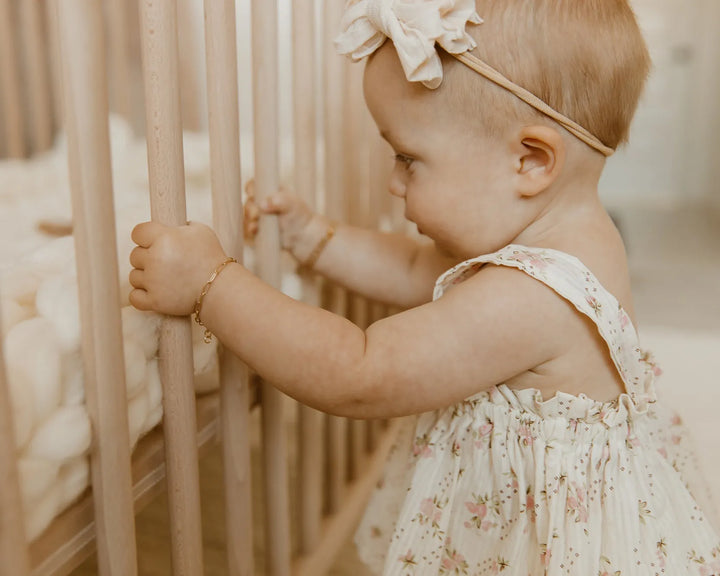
128;221;228;316
244;180;314;255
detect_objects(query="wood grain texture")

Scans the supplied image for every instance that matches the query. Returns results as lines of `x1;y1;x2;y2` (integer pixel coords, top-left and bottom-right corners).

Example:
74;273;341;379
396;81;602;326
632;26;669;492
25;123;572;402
20;0;53;152
57;2;137;574
250;0;292;574
0;304;31;576
0;0;26;157
138;1;205;574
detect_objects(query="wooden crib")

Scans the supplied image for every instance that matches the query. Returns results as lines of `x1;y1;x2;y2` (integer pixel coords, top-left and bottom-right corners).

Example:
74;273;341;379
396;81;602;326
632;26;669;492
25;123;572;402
0;0;402;574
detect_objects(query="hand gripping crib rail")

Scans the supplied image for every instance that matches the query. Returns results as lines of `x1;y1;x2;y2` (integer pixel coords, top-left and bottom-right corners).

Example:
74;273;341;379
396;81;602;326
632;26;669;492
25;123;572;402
0;0;402;574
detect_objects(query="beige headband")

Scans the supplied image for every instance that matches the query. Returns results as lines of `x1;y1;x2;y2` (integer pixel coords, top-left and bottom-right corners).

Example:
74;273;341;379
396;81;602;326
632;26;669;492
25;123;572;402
335;0;615;157
452;52;614;156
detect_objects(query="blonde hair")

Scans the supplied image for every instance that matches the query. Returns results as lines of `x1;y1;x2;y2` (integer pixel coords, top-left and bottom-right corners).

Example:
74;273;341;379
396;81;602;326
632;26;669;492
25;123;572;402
440;0;651;149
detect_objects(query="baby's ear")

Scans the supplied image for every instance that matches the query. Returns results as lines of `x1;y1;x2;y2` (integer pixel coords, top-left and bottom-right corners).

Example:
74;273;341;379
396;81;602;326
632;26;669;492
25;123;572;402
513;126;565;197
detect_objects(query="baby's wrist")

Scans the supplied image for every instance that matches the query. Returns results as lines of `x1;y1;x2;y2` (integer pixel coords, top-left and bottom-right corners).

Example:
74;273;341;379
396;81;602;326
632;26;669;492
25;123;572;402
290;214;336;268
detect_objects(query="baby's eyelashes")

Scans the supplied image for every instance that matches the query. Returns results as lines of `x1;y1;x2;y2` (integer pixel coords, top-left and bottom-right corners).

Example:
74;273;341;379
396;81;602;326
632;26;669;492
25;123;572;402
394;153;415;169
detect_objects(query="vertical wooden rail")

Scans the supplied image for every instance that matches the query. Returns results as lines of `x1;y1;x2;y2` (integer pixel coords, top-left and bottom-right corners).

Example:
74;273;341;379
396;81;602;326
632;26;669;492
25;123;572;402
0;0;25;157
323;0;349;515
177;0;204;131
292;0;325;555
0;304;30;576
56;3;138;575
44;0;63;131
20;0;53;152
203;2;253;575
107;0;133;122
138;2;205;575
251;0;292;574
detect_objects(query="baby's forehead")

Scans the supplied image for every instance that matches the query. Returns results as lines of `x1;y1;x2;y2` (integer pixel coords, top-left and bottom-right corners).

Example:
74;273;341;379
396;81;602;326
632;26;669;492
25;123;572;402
364;43;498;130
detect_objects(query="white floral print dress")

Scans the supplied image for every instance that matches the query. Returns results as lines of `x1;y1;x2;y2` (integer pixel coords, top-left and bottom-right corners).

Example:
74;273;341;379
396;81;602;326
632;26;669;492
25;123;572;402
355;245;720;576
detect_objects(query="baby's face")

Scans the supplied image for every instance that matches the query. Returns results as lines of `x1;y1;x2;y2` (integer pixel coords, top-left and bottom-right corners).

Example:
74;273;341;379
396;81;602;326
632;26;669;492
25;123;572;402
364;43;521;258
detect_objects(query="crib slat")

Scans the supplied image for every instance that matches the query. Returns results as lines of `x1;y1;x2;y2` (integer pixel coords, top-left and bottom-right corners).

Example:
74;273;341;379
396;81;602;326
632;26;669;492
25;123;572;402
0;305;30;576
292;0;326;554
0;0;25;157
20;0;53;153
106;0;133;122
250;0;293;574
137;2;205;575
177;0;204;131
56;2;138;575
44;0;63;131
202;1;254;575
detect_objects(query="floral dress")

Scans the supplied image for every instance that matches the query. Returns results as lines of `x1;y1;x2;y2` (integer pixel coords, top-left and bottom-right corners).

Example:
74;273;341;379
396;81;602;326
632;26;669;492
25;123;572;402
355;245;720;576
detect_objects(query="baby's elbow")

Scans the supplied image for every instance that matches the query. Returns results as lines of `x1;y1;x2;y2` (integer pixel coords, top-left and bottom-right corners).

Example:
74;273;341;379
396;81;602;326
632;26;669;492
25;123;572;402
323;371;390;420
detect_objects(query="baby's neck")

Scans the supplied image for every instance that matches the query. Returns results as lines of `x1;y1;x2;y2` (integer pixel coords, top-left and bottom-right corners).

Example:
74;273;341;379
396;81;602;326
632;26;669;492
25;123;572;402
512;154;608;250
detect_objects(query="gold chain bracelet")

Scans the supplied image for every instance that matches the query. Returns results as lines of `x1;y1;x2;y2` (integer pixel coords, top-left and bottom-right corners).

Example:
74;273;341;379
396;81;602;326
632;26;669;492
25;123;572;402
301;221;336;270
193;257;237;343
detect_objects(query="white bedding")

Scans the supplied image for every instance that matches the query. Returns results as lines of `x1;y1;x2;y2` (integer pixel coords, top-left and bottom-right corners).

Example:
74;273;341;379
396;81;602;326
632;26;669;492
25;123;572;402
0;117;241;540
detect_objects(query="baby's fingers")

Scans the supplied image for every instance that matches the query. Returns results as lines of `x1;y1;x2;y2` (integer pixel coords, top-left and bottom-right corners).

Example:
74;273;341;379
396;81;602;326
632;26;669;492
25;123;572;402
259;193;293;215
244;179;256;201
243;197;260;241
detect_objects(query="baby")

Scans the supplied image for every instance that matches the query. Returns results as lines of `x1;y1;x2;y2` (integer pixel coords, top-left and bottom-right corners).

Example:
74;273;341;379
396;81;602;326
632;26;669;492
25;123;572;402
130;0;720;573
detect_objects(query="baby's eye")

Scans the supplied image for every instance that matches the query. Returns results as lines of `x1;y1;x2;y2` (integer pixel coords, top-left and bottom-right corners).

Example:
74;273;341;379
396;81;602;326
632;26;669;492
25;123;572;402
394;154;414;168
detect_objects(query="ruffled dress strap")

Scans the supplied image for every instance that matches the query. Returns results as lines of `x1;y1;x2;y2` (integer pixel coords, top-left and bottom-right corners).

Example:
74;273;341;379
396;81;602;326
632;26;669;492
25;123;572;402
433;244;658;409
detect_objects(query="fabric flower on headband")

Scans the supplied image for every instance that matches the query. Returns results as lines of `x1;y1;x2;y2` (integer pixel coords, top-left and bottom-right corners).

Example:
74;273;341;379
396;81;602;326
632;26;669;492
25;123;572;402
335;0;483;89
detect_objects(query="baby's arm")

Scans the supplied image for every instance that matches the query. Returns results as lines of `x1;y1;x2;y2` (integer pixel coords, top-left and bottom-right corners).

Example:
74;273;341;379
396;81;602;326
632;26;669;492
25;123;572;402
246;187;459;308
129;221;564;419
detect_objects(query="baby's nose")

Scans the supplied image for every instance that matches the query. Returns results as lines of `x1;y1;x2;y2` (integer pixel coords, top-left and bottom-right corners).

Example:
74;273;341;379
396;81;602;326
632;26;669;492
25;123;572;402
388;174;406;198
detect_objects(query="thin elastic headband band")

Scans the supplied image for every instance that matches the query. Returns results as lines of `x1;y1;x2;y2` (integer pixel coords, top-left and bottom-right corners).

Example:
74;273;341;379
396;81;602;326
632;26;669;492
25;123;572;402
452;52;615;157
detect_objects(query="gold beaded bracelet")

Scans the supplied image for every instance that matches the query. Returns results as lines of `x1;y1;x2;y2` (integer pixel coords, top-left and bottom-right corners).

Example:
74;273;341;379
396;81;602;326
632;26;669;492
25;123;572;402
301;221;336;270
193;257;237;343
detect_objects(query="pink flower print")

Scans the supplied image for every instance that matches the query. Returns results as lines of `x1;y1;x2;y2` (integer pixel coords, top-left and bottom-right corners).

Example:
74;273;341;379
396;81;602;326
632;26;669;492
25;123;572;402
465;501;487;520
440;550;469;574
567;483;589;523
525;489;537;523
398;549;417;568
671;434;682;445
518;423;534;446
490;557;510;573
671;413;683;427
640;349;663;377
656;539;667;569
700;560;720;576
539;544;552;567
412;434;434;458
626;434;640;449
474;423;493;448
620;310;630;330
418;497;443;526
586;295;603;316
513;252;551;271
463;494;488;530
